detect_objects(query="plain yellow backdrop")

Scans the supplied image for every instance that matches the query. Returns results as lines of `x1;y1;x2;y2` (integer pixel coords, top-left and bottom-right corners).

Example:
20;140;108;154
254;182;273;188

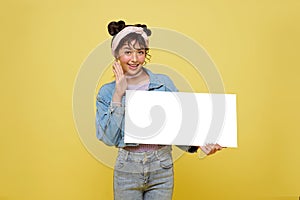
1;0;300;200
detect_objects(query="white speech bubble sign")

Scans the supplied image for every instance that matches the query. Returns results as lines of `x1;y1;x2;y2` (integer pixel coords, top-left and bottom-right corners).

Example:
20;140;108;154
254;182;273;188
124;90;237;148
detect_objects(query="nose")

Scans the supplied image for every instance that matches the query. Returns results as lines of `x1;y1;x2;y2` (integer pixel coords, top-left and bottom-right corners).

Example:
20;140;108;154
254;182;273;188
131;51;138;62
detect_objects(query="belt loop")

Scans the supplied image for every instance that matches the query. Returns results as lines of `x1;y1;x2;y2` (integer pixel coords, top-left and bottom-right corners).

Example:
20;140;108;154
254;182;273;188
125;151;129;161
154;151;159;160
142;153;147;164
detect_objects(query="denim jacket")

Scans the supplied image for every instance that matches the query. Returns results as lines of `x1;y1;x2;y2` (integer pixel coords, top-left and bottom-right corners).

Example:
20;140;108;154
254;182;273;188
95;68;190;152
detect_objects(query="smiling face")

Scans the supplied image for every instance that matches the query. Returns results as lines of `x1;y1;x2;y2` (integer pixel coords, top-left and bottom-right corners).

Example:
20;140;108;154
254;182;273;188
117;40;146;76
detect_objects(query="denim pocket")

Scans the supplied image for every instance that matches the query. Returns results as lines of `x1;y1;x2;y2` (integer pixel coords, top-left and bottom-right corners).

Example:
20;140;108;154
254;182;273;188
114;158;124;170
159;153;173;169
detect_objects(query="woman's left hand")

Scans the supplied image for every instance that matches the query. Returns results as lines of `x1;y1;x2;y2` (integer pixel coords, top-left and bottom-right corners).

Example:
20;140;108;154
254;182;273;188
199;143;223;156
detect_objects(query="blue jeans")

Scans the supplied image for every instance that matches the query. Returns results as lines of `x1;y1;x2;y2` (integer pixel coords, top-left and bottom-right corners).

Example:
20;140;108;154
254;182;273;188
114;146;174;200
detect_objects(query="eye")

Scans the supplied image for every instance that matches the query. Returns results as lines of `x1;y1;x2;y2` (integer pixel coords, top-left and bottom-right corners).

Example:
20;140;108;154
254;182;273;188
137;50;145;55
124;51;132;55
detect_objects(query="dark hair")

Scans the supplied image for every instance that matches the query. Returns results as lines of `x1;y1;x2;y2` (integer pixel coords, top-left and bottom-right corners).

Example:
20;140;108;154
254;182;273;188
107;20;151;37
107;20;152;62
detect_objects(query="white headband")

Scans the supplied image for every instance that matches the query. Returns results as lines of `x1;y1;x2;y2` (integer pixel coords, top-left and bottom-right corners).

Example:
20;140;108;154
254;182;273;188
111;26;149;57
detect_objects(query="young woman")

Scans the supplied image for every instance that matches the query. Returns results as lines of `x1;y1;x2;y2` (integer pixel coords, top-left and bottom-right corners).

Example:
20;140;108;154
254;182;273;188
96;20;222;200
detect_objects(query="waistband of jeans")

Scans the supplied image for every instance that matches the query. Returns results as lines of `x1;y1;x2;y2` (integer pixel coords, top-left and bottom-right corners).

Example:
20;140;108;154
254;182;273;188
118;145;172;161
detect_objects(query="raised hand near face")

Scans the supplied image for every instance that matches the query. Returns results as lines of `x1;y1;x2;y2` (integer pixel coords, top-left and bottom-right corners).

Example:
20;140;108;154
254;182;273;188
112;60;127;103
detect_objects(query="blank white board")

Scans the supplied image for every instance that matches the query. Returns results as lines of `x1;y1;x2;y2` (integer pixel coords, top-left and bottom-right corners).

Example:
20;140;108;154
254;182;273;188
124;90;237;147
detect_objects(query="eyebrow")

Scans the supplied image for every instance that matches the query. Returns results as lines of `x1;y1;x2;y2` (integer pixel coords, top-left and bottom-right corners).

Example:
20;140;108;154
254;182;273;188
121;46;145;51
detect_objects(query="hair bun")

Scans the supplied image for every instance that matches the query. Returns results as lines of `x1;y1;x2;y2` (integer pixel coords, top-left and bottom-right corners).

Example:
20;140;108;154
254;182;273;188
107;20;126;36
107;20;152;36
134;23;152;36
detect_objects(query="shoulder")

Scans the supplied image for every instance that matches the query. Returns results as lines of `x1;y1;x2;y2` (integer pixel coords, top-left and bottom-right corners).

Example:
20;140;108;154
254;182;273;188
155;73;173;82
98;81;115;93
97;81;115;102
146;68;178;92
145;68;174;83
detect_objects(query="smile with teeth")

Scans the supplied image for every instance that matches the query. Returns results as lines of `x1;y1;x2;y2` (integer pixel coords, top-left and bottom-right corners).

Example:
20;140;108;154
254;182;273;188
128;64;139;69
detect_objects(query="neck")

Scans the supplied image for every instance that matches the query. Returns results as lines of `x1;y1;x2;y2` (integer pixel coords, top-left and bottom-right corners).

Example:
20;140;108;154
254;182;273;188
126;68;149;85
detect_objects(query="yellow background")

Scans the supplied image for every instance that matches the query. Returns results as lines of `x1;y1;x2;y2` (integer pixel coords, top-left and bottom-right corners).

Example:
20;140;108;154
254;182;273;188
1;0;300;199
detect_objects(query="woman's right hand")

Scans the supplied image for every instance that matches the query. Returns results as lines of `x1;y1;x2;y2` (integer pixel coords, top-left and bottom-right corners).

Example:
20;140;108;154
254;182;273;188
112;60;127;102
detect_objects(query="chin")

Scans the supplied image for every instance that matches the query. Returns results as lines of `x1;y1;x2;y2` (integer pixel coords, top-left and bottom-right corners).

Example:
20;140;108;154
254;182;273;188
126;66;143;73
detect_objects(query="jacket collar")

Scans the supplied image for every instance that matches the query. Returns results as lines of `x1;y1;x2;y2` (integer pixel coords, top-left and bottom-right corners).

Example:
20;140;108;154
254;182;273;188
143;67;164;90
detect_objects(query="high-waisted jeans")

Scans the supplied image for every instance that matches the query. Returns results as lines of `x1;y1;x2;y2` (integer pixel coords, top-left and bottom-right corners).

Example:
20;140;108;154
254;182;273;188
114;145;174;200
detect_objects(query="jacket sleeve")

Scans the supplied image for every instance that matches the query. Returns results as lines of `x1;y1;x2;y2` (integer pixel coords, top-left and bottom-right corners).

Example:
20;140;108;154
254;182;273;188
95;87;124;146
